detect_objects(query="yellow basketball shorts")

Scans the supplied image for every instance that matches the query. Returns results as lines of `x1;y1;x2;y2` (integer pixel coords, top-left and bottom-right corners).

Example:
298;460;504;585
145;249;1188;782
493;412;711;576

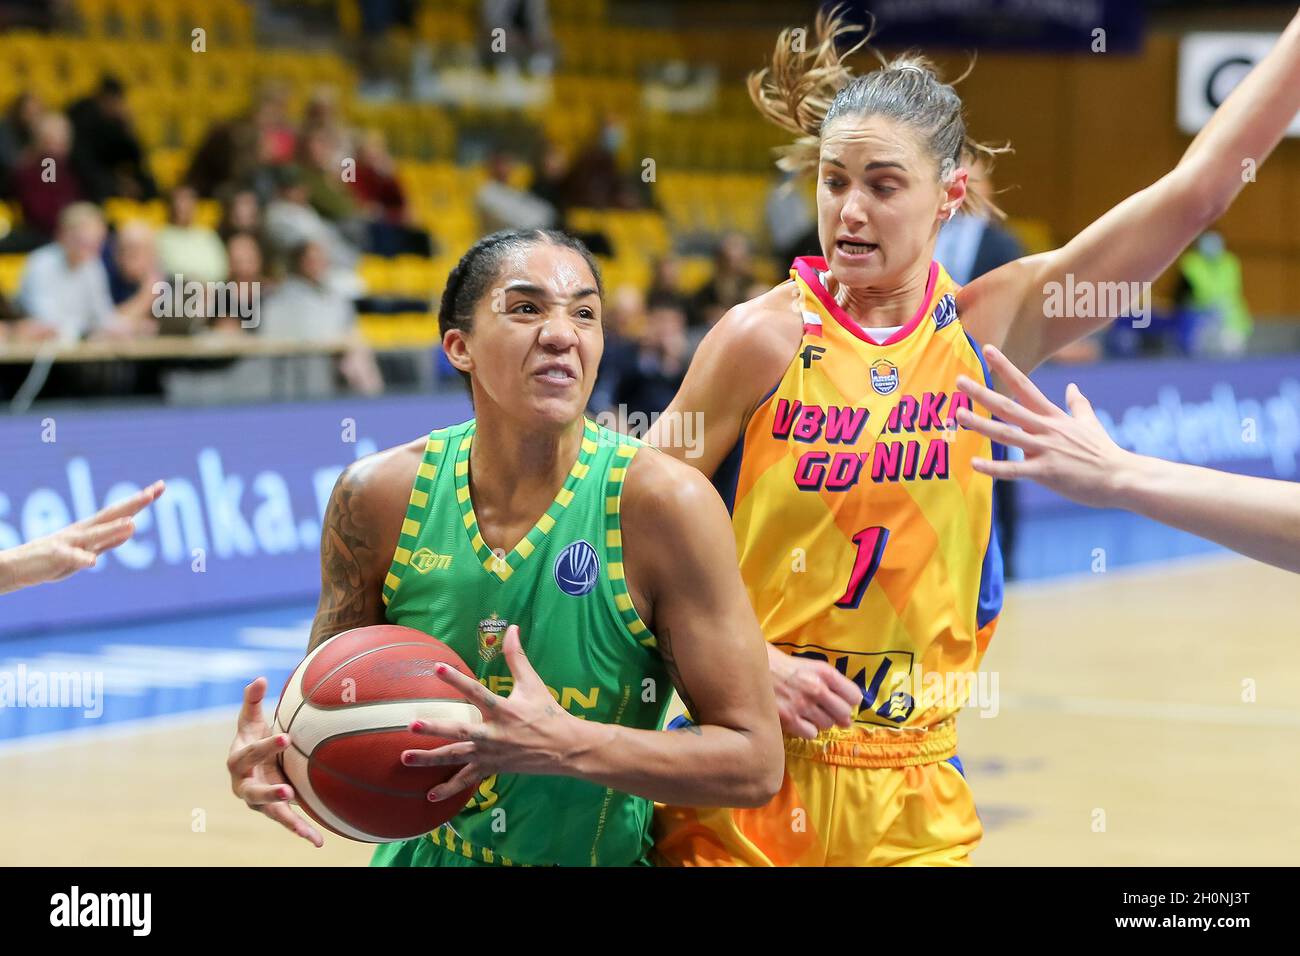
653;718;981;867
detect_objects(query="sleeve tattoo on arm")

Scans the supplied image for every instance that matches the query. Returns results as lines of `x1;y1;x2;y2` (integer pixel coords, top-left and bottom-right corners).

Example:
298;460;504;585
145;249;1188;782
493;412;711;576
308;475;383;652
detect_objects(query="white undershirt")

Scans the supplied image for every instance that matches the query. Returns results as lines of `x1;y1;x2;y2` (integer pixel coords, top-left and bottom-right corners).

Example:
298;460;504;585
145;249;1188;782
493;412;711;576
863;324;902;344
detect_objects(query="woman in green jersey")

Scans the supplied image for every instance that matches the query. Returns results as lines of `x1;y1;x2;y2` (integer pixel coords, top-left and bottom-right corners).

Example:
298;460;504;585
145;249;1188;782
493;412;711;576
226;229;783;866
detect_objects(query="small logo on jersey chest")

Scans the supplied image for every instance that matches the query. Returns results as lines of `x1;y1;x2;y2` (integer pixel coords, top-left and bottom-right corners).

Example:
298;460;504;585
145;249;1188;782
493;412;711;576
554;540;599;597
870;359;899;395
478;614;508;662
932;293;957;331
799;344;826;368
410;548;452;573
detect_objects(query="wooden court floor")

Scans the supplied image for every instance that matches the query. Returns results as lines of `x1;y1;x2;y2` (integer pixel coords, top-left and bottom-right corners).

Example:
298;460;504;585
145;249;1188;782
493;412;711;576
2;554;1296;866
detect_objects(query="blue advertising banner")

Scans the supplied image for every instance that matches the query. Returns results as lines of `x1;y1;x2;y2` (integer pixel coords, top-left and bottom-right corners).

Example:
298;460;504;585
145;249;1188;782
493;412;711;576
0;393;471;638
2;353;1297;637
841;0;1145;54
1024;354;1300;514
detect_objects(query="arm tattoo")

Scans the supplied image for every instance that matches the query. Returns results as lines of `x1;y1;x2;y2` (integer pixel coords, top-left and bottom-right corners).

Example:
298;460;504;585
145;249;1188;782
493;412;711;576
308;474;383;652
657;625;700;720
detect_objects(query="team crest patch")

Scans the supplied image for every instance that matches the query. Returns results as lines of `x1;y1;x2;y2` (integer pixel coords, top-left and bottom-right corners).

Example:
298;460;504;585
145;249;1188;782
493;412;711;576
870;359;900;396
554;540;599;597
478;615;508;662
932;293;957;331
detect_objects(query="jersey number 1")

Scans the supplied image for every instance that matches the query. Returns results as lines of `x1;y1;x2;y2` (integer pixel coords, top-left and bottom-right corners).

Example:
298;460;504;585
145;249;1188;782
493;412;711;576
835;526;890;610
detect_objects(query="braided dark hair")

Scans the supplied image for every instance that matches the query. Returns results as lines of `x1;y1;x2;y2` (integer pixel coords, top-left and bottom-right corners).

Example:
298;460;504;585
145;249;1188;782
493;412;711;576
438;229;604;396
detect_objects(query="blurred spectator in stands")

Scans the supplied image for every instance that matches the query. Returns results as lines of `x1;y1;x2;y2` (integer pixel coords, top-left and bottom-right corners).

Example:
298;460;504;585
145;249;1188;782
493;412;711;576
186;114;259;200
933;158;1026;578
766;170;818;266
263;165;361;295
349;129;433;257
156;185;229;285
589;284;643;416
0;91;43;186
257;85;298;167
351;130;404;223
647;253;688;314
614;293;689;427
356;0;413;99
299;127;360;224
185;87;292;201
476;150;556;234
481;0;555;77
9;112;86;246
529;141;570;221
67;75;156;202
106;221;162;321
1176;231;1252;356
690;231;754;330
261;239;382;395
17;202;156;342
563;114;629;210
0;286;53;344
302;86;346;143
218;188;263;242
217;232;266;334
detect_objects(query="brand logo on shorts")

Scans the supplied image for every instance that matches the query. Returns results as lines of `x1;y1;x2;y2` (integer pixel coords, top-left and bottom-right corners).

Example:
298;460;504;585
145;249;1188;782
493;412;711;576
870;359;900;395
478;615;508;662
554;540;599;597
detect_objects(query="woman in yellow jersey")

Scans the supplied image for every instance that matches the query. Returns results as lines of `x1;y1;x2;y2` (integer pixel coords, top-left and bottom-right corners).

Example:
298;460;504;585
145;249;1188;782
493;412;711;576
647;8;1300;865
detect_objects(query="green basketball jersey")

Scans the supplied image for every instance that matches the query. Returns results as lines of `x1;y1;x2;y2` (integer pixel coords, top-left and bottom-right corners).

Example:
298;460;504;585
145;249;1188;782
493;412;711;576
370;417;669;867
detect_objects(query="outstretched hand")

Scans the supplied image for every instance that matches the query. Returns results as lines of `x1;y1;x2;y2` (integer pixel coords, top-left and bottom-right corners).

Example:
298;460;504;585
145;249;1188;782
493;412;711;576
0;480;165;594
955;344;1130;509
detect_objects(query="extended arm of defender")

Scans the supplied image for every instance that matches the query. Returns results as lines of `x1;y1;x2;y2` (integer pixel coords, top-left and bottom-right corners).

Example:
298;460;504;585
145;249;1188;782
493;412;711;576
956;344;1300;575
965;9;1300;371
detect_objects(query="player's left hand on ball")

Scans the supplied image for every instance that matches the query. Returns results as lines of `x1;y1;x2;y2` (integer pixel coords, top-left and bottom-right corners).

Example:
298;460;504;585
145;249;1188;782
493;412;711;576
227;676;325;847
955;344;1130;509
403;624;580;801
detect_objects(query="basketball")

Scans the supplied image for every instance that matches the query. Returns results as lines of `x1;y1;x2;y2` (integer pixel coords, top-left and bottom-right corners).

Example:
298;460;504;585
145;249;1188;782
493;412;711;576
273;625;483;843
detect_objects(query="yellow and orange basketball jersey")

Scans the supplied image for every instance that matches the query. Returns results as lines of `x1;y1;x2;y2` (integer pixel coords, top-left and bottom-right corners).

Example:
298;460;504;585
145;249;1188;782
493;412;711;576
712;256;1003;732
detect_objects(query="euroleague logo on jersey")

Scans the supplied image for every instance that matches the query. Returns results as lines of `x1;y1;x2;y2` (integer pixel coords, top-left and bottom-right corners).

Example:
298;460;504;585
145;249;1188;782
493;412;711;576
554;540;599;597
870;359;899;395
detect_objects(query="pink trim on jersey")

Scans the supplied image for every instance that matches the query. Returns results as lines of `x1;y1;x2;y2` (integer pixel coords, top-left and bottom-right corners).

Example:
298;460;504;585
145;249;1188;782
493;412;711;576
791;257;939;347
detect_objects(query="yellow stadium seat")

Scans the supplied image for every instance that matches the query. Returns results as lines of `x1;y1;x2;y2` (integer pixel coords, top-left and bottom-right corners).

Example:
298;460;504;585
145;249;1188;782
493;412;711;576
0;254;27;297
